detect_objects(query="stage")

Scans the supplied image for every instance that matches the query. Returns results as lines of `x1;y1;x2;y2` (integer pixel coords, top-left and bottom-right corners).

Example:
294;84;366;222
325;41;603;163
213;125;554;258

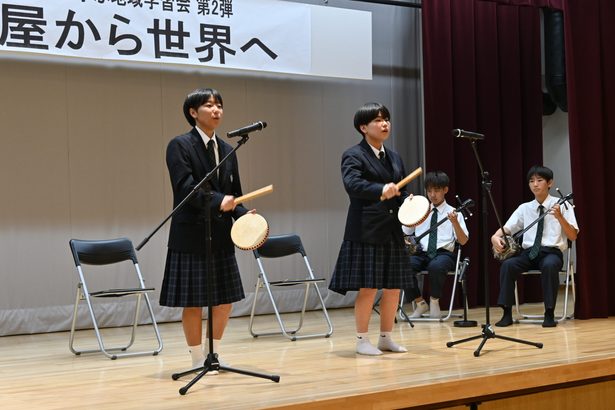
1;301;614;409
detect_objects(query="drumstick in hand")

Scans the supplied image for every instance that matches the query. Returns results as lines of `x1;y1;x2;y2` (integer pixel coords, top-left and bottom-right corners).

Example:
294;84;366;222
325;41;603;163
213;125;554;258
234;185;274;205
380;167;423;201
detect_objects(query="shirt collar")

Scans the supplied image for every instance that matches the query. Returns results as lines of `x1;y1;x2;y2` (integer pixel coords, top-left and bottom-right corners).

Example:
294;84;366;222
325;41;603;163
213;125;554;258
367;142;385;159
531;195;556;210
433;201;448;213
195;126;217;148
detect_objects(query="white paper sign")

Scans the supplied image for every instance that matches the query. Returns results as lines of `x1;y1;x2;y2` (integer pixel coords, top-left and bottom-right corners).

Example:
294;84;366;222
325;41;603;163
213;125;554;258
0;0;371;79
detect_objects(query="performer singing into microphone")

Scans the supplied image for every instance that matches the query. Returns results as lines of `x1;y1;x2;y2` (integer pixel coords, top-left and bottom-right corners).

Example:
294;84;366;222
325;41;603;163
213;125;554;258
329;102;414;356
402;171;469;319
159;88;250;370
491;166;578;327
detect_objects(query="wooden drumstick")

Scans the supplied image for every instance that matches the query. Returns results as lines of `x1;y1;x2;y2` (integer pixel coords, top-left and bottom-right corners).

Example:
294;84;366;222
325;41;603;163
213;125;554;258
234;184;274;205
380;167;423;201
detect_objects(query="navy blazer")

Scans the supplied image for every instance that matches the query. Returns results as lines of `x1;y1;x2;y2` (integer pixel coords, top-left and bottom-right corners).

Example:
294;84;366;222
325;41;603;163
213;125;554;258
166;128;247;254
342;139;409;245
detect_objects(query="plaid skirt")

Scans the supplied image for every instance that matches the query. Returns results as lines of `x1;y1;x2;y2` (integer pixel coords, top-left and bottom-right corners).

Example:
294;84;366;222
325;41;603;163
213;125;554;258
159;249;245;307
329;240;415;295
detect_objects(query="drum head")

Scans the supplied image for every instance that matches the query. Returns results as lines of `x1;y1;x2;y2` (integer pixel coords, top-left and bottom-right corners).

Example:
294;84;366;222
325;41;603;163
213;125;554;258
398;195;430;227
231;213;269;250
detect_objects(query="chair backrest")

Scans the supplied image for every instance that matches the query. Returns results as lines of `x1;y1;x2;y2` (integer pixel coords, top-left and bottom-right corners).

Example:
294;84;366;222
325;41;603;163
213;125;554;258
69;238;138;267
253;234;306;259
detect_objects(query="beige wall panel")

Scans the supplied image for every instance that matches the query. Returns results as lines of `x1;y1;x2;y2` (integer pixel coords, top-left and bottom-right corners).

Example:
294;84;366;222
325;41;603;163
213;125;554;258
0;4;423;334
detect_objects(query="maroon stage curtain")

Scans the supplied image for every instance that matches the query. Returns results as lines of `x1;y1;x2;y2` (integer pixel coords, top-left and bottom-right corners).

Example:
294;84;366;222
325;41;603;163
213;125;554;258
423;0;615;318
422;0;543;310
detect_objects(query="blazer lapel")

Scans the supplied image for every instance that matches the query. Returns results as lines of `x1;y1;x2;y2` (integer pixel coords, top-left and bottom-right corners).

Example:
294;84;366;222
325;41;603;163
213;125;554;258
190;128;220;190
216;137;230;190
359;139;392;182
390;153;402;181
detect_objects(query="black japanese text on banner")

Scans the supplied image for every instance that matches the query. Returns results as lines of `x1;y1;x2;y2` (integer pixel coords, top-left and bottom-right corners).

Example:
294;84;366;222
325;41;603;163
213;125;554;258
0;0;371;79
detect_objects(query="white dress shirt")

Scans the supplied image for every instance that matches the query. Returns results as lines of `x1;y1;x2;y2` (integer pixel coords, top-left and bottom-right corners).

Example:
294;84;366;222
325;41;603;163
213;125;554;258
402;200;469;252
195;126;219;177
504;194;578;251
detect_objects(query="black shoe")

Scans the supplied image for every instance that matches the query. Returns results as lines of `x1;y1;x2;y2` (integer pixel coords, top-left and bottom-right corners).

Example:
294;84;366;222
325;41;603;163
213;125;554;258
495;315;513;327
495;306;513;327
542;309;557;328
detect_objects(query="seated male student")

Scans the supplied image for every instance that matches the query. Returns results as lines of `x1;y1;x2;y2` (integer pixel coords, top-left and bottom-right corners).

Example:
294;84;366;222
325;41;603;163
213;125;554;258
491;165;578;327
402;171;469;318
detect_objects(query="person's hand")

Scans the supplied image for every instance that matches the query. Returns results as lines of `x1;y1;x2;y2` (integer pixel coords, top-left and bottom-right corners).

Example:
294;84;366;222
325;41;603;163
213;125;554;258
220;195;237;212
491;235;505;253
447;210;458;223
248;208;257;214
381;183;400;200
551;203;563;221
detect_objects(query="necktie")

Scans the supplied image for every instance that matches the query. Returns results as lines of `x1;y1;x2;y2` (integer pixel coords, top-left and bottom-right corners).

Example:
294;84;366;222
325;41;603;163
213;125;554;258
206;139;219;181
528;205;544;260
206;139;216;166
378;151;385;163
427;208;438;259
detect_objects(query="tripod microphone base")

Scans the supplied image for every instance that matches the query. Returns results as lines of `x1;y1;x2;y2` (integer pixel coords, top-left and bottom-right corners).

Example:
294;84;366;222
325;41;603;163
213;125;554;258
172;352;280;395
454;319;478;328
447;324;543;357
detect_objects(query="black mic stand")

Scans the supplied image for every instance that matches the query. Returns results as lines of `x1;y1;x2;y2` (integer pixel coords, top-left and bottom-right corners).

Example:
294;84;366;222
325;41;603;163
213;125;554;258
446;137;543;356
137;134;280;394
453;257;477;328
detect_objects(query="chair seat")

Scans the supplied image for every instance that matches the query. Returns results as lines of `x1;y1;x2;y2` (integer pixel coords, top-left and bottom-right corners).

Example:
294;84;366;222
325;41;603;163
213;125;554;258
90;287;155;297
269;278;325;287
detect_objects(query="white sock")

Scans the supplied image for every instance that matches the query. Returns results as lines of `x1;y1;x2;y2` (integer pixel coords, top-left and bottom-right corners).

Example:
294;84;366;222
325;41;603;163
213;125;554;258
189;344;205;368
377;332;408;353
204;338;226;369
357;332;369;341
356;333;383;356
203;338;221;354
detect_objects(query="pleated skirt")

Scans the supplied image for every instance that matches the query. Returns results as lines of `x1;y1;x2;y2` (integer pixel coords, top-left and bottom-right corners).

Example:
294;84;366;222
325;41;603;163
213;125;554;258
159;249;245;307
329;240;415;295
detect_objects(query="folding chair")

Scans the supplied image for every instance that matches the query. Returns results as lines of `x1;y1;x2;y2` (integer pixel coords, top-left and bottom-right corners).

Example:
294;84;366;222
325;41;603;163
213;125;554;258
68;238;163;359
248;234;333;341
400;245;465;322
514;240;576;323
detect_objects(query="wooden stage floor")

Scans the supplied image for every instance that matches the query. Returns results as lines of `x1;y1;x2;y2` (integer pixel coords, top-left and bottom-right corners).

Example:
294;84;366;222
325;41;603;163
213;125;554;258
1;301;614;409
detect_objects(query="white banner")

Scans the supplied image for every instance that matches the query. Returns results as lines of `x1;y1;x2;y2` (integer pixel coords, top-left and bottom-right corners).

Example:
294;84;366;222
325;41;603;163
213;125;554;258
0;0;313;74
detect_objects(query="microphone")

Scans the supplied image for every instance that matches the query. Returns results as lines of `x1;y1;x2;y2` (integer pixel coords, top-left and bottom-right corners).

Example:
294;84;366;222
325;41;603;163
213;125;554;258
452;129;485;141
227;121;267;137
458;257;470;282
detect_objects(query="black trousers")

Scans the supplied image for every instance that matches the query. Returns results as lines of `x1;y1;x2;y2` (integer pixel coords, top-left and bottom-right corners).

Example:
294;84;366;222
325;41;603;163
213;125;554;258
497;247;563;309
406;249;456;301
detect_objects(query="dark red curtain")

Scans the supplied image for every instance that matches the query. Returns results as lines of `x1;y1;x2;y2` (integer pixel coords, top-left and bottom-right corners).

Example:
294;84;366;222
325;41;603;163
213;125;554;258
423;0;615;318
422;0;543;310
561;0;615;318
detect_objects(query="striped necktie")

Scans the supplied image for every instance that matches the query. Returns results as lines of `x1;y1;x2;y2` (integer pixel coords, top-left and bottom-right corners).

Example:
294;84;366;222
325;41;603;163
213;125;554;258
427;208;438;259
528;205;545;260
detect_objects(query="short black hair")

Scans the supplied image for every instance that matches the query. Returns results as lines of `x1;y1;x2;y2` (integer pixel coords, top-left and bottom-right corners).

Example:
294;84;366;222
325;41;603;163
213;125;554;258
424;171;450;189
526;165;553;182
353;102;390;137
183;88;223;126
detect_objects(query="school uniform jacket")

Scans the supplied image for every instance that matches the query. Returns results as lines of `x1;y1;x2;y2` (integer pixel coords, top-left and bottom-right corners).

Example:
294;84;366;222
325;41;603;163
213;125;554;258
342;138;409;245
166;128;247;254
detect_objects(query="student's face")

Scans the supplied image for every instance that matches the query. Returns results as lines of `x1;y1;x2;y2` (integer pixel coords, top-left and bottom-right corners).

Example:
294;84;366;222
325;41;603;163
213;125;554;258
528;174;552;200
360;113;390;147
190;96;223;135
426;186;448;207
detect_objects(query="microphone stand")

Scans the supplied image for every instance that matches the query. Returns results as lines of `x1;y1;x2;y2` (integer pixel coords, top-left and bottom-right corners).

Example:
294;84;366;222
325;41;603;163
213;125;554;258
446;137;543;356
137;134;280;395
453;257;477;327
